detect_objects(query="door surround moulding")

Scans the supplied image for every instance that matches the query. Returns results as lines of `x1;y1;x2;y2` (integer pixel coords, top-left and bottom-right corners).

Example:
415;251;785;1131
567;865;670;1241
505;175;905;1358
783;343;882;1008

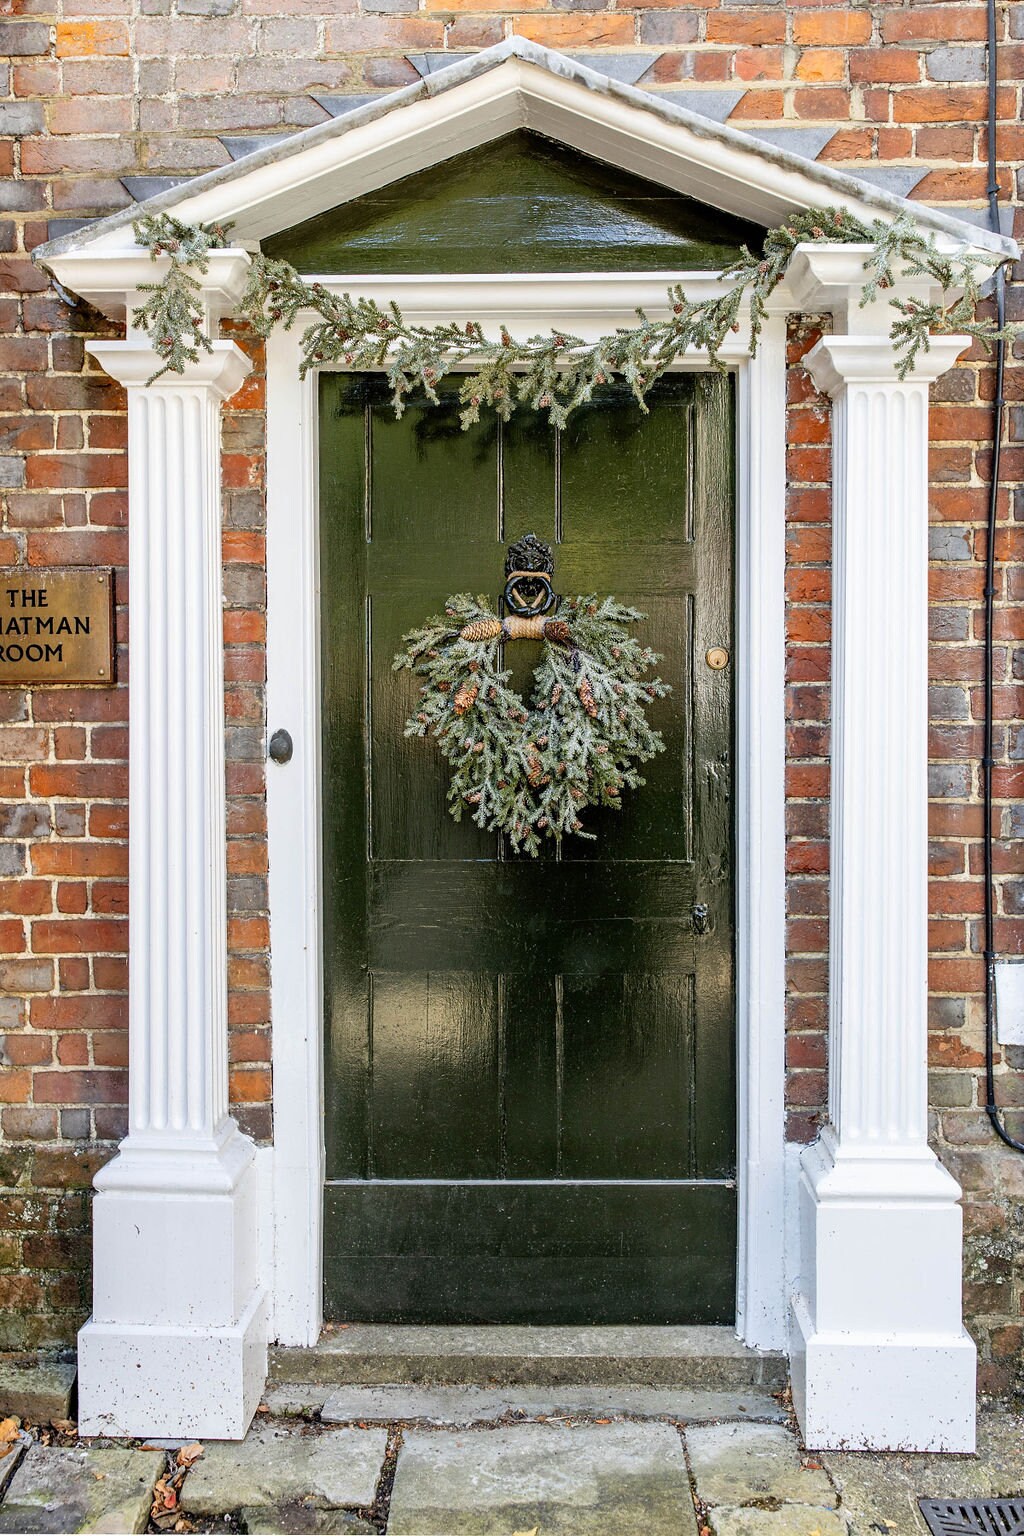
263;273;791;1354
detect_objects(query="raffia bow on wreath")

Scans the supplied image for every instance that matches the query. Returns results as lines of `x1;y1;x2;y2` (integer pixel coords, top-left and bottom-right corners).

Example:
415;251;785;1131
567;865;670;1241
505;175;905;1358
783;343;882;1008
393;591;669;855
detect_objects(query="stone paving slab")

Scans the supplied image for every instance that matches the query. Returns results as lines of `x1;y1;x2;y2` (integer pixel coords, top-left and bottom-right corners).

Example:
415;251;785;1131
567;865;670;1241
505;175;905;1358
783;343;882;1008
321;1384;786;1426
387;1420;696;1536
709;1510;848;1536
241;1506;377;1534
0;1359;76;1425
180;1424;388;1515
0;1445;163;1535
687;1423;837;1510
821;1409;1024;1536
0;1435;29;1499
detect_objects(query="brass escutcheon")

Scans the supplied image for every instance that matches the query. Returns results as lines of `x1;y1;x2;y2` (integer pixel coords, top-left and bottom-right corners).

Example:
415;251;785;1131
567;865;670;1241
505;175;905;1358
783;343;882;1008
706;647;730;670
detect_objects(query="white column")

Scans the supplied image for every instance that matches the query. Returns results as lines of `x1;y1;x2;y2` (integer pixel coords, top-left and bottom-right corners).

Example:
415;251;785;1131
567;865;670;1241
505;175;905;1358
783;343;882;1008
76;338;267;1439
787;324;976;1451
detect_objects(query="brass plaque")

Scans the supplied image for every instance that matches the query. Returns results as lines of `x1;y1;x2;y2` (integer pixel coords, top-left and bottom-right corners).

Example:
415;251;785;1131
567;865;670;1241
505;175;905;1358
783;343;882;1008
0;570;114;684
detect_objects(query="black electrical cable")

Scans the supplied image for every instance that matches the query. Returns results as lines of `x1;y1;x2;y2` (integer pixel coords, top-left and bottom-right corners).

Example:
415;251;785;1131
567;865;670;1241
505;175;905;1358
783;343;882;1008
981;0;1024;1151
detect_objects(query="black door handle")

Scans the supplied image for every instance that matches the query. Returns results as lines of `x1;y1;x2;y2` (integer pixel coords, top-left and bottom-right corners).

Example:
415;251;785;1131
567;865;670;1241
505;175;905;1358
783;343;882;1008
268;728;293;765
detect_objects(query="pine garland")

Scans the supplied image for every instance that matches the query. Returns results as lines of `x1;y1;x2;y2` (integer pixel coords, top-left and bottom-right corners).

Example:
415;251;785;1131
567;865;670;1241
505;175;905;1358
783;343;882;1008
132;206;1009;420
393;593;670;854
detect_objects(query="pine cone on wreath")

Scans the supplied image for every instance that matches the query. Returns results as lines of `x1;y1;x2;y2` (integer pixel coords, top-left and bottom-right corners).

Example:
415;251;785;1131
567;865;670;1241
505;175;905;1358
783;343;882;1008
453;683;479;715
460;617;504;642
543;619;572;646
578;675;598;718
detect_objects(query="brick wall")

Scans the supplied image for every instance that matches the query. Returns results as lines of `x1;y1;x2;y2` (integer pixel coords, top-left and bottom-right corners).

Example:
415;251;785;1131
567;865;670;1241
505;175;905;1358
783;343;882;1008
1;0;1022;1386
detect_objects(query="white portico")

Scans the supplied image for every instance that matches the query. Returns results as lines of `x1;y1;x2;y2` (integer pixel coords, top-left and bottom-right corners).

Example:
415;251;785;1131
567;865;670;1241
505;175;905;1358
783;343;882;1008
36;39;1016;1451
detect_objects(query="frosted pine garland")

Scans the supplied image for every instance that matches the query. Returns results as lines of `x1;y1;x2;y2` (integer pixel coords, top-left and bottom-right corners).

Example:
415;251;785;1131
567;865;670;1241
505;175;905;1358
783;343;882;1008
128;207;1009;416
394;593;670;855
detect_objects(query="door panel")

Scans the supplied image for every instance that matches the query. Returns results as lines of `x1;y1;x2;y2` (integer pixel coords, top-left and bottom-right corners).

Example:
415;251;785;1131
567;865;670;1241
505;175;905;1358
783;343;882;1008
320;371;736;1322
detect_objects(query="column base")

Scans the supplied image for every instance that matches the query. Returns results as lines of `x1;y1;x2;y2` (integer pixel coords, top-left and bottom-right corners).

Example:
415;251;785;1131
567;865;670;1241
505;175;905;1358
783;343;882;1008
81;1119;268;1439
791;1131;976;1452
790;1294;976;1452
77;1288;268;1440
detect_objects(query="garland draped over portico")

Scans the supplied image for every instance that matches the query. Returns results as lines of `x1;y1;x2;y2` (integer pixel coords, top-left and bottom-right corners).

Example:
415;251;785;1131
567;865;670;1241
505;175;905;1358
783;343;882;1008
130;206;1008;425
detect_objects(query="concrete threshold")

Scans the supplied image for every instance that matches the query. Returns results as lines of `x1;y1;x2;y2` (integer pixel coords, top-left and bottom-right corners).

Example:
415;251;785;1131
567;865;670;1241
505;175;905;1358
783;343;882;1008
269;1325;788;1392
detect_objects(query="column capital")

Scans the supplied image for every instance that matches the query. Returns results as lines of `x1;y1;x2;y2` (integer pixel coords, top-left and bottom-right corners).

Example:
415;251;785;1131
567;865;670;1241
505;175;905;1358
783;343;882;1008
785;242;967;332
88;338;252;400
803;334;970;397
46;247;252;328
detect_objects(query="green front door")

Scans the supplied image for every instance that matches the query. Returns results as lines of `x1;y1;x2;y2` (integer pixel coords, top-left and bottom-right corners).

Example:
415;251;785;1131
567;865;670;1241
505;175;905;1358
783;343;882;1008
320;370;736;1324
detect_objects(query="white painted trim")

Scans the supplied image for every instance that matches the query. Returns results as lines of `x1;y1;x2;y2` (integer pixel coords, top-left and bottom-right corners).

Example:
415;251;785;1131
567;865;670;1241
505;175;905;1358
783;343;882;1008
263;276;790;1352
265;330;325;1346
734;317;789;1351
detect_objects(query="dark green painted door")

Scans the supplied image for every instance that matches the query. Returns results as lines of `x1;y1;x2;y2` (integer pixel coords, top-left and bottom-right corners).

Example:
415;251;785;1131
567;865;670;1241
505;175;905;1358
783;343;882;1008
320;371;736;1324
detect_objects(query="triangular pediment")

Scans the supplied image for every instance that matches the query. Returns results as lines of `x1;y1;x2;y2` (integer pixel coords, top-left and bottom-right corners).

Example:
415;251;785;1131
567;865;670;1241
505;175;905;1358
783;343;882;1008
263;131;764;274
37;38;1015;267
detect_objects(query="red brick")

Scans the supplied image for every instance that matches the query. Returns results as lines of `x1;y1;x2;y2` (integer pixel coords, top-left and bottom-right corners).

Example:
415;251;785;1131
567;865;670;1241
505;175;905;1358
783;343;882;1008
849;49;920;84
29;764;128;798
55;20;130;55
30;918;127;954
793;49;844;83
882;7;989;43
520;16;638;45
34;1070;127;1104
708;13;784;43
893;87;1016;124
0;881;52;916
793;10;871;44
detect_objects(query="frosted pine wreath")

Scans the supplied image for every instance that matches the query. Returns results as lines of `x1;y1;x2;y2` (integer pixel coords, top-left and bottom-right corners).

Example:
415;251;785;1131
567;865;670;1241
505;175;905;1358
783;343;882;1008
393;536;670;856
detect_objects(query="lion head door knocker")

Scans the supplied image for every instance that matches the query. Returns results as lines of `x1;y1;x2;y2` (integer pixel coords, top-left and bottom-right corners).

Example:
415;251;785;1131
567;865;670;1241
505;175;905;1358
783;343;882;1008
503;532;558;618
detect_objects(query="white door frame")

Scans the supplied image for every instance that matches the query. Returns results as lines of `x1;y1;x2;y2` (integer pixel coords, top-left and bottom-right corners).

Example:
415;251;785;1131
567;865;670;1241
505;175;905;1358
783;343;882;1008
263;273;789;1350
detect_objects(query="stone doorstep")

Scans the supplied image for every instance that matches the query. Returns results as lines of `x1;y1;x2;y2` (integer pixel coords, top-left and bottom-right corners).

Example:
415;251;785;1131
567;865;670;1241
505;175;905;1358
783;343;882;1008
270;1325;789;1391
311;1384;788;1426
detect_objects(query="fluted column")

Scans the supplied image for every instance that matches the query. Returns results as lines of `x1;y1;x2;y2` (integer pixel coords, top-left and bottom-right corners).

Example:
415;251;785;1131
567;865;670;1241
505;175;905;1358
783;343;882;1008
789;330;976;1452
77;340;267;1440
816;338;956;1156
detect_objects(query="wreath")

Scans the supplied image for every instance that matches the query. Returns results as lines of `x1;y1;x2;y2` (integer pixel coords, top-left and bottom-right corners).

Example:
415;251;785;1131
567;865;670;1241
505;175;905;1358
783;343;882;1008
393;542;670;855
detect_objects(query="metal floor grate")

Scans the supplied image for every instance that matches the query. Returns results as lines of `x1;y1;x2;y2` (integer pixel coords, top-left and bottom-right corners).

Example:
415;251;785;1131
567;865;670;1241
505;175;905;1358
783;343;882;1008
920;1501;1024;1535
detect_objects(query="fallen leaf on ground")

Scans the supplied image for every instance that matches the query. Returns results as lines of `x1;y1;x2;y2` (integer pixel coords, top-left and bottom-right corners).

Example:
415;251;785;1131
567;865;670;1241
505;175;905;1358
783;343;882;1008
256;1403;270;1414
51;1420;76;1435
152;1476;179;1514
93;1472;106;1481
0;1419;20;1443
512;1528;539;1536
176;1442;203;1468
594;1418;611;1425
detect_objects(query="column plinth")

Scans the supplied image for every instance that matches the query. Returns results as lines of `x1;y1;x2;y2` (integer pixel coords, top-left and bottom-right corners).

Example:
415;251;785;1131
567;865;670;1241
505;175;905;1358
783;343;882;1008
790;333;977;1453
77;341;267;1440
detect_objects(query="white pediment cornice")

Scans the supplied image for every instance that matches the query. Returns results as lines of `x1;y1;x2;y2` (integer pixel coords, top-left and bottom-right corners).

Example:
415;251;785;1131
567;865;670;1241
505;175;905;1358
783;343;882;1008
36;38;1016;291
